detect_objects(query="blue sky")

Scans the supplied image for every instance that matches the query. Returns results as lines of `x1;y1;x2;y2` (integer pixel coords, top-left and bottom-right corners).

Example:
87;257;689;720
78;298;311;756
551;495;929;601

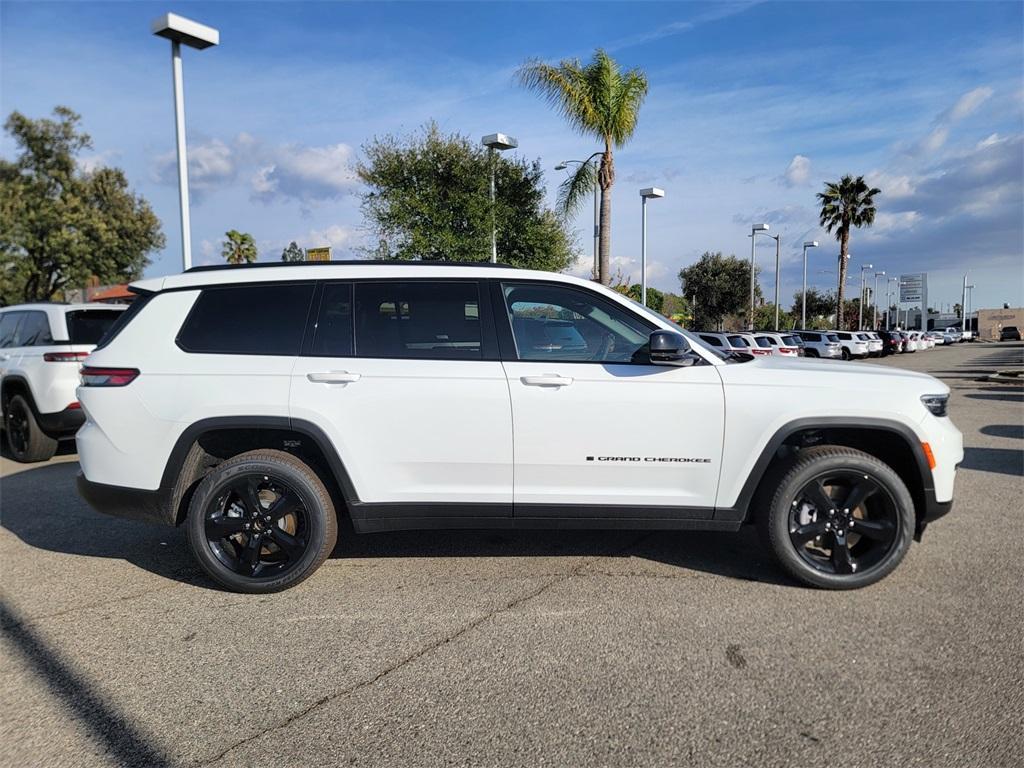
2;1;1022;311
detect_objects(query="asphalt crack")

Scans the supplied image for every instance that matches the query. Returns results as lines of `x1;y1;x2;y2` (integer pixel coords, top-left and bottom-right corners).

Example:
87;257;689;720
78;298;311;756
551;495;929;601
199;533;652;766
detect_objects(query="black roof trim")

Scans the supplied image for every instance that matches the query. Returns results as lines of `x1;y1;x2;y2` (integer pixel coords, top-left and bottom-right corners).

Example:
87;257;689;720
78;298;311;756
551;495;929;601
184;259;517;274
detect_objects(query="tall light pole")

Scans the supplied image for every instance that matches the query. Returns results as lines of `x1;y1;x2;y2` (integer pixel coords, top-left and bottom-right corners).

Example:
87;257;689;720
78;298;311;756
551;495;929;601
748;224;770;330
481;133;518;263
639;188;665;307
770;234;782;330
966;284;976;338
873;271;886;329
152;13;219;272
556;153;602;280
960;273;969;336
887;277;898;329
858;263;873;330
800;241;819;329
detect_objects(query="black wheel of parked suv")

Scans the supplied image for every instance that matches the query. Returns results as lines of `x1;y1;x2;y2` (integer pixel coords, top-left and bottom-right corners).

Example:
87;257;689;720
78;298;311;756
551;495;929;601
840;347;851;360
185;449;338;593
4;394;58;463
758;446;915;589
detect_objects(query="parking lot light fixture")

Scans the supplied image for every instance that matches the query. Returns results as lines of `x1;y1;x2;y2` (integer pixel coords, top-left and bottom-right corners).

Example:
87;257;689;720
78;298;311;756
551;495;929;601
858;264;874;329
748;224;770;329
152;12;219;272
873;271;886;330
801;241;819;329
482;133;518;263
556;154;602;280
640;187;665;307
771;234;782;330
887;277;898;329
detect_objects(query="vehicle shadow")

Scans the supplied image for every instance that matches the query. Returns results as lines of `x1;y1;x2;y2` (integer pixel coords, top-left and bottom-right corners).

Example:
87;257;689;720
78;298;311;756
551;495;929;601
979;424;1024;440
959;446;1024;477
964;392;1024;403
0;461;794;590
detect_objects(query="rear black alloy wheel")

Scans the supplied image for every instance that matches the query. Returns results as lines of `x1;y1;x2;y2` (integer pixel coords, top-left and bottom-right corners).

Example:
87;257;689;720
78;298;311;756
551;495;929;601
759;446;914;589
186;450;337;593
4;394;58;463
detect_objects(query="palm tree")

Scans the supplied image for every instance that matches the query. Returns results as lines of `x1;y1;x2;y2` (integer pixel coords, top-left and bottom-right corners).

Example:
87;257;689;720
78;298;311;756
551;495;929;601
221;230;258;264
817;176;881;329
518;49;648;285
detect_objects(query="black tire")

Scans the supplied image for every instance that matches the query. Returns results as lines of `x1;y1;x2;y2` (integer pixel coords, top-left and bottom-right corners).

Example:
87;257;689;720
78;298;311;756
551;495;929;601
4;394;58;463
805;349;819;358
757;445;915;589
185;449;338;593
841;347;851;360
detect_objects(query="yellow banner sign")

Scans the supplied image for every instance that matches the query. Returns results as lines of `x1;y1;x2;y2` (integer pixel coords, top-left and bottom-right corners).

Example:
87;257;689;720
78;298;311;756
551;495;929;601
306;247;331;262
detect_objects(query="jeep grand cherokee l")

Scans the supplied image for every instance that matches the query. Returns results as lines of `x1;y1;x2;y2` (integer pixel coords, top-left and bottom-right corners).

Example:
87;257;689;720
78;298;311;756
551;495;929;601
76;262;962;593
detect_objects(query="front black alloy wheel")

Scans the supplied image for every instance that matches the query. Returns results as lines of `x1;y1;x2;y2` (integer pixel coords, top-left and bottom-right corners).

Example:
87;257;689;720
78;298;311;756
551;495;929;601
186;450;337;593
759;446;915;589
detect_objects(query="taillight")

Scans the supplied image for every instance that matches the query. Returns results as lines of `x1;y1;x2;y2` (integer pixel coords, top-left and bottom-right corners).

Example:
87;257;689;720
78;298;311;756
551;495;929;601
79;366;139;387
66;402;81;410
781;348;797;355
44;351;89;363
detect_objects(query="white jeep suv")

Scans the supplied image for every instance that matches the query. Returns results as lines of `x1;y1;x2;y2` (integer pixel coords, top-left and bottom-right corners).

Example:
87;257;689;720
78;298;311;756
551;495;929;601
1;302;126;461
75;262;962;593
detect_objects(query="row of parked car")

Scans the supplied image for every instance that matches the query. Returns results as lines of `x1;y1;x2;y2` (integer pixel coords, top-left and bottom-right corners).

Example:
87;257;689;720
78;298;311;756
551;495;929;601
695;328;960;361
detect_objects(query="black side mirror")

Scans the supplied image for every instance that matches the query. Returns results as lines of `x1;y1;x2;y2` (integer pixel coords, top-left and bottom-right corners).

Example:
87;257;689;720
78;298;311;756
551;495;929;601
649;330;694;366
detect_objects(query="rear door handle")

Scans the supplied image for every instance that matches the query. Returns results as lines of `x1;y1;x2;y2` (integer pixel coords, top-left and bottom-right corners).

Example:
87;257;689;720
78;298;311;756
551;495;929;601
521;375;573;388
307;371;361;384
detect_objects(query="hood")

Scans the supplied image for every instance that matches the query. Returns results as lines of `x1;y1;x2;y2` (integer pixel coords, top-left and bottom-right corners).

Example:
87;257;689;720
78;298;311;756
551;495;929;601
718;354;948;395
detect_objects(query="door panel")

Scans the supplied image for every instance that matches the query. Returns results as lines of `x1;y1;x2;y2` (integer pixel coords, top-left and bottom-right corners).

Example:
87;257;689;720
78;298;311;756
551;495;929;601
290;280;512;514
497;281;725;513
504;360;724;510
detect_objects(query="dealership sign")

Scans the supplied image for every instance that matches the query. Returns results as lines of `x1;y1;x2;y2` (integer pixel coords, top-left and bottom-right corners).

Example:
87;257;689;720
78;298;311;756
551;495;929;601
899;273;927;304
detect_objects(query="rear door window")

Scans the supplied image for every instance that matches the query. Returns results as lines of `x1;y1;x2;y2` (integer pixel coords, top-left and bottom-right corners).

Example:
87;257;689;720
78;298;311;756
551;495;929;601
727;335;749;348
699;334;723;347
65;310;123;345
177;283;316;355
353;281;484;360
0;312;23;348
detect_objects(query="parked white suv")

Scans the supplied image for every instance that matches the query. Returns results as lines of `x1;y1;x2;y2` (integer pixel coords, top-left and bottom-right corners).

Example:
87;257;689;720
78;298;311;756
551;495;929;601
794;330;842;359
832;331;870;360
1;302;126;461
76;262;962;593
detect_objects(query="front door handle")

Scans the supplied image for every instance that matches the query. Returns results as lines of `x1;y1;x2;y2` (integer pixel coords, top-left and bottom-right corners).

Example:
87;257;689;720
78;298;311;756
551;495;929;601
307;371;361;384
521;375;573;388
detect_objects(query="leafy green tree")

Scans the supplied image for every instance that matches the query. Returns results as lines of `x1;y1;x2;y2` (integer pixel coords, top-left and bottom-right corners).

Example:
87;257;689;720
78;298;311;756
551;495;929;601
753;303;797;331
613;283;664;314
679;251;760;331
222;230;257;264
817;175;881;329
0;107;164;304
518;49;649;285
357;123;573;271
281;241;305;262
792;287;835;321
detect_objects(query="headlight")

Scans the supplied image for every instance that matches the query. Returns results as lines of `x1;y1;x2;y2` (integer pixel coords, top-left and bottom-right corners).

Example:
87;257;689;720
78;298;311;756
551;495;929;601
921;394;949;417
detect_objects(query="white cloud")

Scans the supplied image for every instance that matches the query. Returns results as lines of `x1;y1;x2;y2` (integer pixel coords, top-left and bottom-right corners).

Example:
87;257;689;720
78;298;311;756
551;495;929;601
912;86;994;155
250;143;358;204
306;224;355;250
154;134;358;205
782;154;811;187
79;149;120;173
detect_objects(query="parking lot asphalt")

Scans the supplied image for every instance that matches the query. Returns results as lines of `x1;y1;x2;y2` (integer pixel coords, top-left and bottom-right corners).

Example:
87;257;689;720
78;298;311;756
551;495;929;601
2;342;1022;768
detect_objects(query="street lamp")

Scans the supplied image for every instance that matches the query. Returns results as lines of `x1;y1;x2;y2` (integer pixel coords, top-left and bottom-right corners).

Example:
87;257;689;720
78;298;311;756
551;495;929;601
965;284;976;337
801;241;819;329
770;234;782;330
152;13;219;272
556;153;602;280
639;187;665;307
873;271;886;330
481;133;518;263
748;224;770;330
858;263;874;330
887;277;898;329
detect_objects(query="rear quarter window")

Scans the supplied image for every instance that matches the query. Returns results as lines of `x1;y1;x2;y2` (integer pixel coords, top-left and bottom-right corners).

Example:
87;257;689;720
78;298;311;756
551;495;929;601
177;283;316;355
66;309;125;345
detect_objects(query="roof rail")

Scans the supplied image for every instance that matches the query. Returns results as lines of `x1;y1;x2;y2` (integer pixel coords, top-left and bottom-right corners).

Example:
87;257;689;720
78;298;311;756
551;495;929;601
184;259;518;274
